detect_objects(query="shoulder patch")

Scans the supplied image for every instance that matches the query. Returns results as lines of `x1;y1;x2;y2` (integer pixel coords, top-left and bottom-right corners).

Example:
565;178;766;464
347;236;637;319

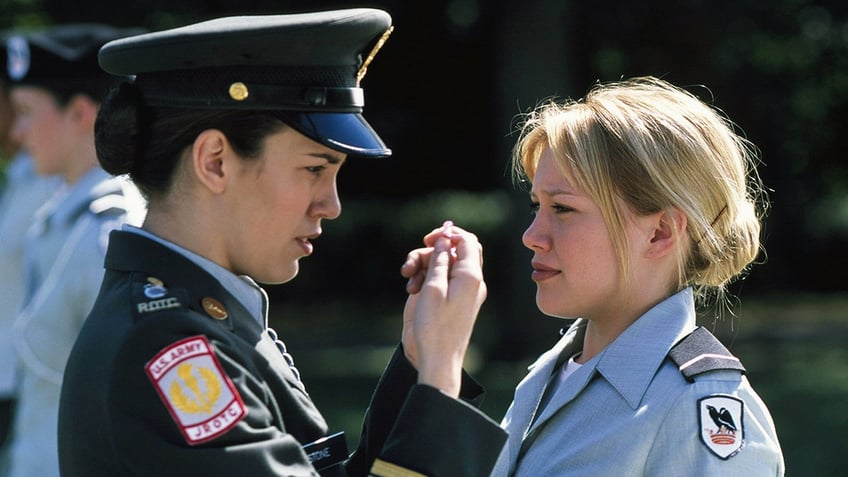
698;394;745;459
669;327;746;381
145;335;247;445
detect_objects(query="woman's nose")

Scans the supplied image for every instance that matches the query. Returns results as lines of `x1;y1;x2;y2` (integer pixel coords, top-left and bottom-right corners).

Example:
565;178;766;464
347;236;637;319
311;182;342;220
522;217;548;251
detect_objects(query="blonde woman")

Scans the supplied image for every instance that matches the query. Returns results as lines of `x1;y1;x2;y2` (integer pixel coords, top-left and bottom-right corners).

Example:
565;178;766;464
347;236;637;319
492;77;784;476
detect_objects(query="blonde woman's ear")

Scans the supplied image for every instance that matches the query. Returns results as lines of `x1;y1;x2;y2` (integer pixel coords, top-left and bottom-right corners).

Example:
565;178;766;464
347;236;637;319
645;208;687;259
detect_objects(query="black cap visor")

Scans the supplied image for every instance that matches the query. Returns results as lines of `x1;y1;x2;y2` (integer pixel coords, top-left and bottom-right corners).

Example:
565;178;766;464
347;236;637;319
278;111;391;158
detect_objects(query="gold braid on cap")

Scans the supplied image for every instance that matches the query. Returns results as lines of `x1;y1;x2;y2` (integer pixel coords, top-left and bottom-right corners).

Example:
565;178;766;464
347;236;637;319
356;26;394;86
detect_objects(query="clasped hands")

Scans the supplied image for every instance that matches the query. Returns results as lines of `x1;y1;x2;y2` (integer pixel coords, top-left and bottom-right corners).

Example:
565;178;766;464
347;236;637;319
399;221;486;398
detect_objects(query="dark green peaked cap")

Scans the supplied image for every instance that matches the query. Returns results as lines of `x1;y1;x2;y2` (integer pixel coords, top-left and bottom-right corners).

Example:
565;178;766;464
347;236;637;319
99;8;393;157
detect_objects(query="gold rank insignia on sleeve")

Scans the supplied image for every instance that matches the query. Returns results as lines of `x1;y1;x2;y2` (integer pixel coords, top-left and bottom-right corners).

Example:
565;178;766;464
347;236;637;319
369;458;427;477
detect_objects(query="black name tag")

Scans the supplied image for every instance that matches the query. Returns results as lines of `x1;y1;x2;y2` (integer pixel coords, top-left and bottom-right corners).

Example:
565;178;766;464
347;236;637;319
303;431;348;475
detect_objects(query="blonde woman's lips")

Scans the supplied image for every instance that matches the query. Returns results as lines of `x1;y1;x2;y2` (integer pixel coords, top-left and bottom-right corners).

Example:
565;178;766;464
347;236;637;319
531;261;560;282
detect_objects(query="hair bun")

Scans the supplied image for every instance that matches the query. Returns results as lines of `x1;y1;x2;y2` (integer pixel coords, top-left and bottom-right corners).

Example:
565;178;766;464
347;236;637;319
95;81;148;175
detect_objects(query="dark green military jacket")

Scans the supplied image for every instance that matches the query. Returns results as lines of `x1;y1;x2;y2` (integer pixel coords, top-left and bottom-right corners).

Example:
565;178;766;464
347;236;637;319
59;231;506;476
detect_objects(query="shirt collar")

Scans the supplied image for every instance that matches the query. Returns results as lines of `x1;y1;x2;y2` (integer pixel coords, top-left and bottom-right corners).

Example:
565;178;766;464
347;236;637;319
123;224;268;327
590;288;696;409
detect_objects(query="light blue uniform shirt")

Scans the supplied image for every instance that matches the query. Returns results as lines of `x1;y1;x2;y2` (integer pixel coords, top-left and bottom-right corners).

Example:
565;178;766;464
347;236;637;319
123;224;268;327
9;167;144;477
0;154;60;398
493;288;784;476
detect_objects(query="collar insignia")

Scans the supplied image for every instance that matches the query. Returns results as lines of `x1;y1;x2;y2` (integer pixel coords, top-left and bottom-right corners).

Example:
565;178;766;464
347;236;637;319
144;276;168;299
202;297;228;320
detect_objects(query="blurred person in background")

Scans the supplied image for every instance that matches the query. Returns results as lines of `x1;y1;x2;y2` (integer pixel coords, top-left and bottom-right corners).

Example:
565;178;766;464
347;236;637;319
58;9;506;477
4;24;145;477
491;76;784;476
0;33;61;475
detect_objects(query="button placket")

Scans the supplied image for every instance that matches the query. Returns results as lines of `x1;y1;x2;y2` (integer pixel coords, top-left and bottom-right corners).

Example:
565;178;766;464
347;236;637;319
266;328;301;381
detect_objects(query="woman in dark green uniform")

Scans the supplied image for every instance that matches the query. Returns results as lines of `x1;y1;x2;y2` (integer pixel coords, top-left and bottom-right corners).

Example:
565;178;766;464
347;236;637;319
58;9;506;477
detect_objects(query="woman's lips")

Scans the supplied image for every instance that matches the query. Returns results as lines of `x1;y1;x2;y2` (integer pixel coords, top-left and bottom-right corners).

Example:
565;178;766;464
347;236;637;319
296;234;318;256
531;262;561;282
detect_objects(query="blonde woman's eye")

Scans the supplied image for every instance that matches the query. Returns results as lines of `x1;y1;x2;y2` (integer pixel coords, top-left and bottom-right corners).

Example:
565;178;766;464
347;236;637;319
528;201;540;215
553;204;574;214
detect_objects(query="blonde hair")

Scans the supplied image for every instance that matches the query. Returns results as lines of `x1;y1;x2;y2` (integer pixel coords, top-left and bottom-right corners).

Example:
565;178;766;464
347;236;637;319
512;76;767;304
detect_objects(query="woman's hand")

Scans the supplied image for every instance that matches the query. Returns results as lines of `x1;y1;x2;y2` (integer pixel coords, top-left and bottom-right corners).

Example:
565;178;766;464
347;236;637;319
399;221;486;398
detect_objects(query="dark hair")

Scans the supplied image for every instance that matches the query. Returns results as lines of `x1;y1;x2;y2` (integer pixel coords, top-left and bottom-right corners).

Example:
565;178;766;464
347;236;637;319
49;77;123;107
95;81;285;199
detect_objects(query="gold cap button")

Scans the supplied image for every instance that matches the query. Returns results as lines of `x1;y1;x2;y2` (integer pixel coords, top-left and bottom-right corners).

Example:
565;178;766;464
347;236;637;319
202;297;228;320
228;82;249;101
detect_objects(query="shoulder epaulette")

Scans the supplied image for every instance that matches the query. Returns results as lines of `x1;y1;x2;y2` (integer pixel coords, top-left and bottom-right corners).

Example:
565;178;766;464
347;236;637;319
668;326;746;382
89;193;128;216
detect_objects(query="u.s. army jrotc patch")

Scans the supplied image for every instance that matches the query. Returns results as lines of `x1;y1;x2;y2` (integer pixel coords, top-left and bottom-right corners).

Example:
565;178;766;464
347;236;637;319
145;335;247;445
698;395;744;459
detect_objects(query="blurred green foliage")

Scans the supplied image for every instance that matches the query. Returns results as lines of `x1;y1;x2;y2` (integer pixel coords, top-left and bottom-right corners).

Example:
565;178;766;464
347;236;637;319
3;1;846;290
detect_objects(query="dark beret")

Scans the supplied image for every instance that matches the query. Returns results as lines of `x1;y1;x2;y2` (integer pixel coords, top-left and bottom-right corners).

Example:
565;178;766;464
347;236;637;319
4;24;144;95
99;8;394;157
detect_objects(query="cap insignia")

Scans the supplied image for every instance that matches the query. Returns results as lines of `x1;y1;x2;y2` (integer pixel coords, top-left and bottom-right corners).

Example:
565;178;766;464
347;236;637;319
356;26;394;86
6;36;30;81
228;82;249;101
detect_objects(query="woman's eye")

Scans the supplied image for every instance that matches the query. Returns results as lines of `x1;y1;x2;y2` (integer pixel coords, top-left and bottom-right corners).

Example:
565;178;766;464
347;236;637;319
306;165;326;174
529;201;574;215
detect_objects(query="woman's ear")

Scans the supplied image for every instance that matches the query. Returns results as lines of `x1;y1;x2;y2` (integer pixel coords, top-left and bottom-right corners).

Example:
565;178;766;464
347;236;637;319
190;129;229;194
64;94;98;131
645;208;688;259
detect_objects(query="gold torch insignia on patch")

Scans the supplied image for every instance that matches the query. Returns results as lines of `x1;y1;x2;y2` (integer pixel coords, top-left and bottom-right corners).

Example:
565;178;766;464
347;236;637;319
145;335;246;445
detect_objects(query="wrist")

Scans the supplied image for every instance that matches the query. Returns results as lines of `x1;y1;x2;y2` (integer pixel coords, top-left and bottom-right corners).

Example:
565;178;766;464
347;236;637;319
416;355;463;398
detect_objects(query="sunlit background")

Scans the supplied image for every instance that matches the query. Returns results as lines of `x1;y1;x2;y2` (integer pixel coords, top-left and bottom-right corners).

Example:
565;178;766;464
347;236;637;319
3;1;846;474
